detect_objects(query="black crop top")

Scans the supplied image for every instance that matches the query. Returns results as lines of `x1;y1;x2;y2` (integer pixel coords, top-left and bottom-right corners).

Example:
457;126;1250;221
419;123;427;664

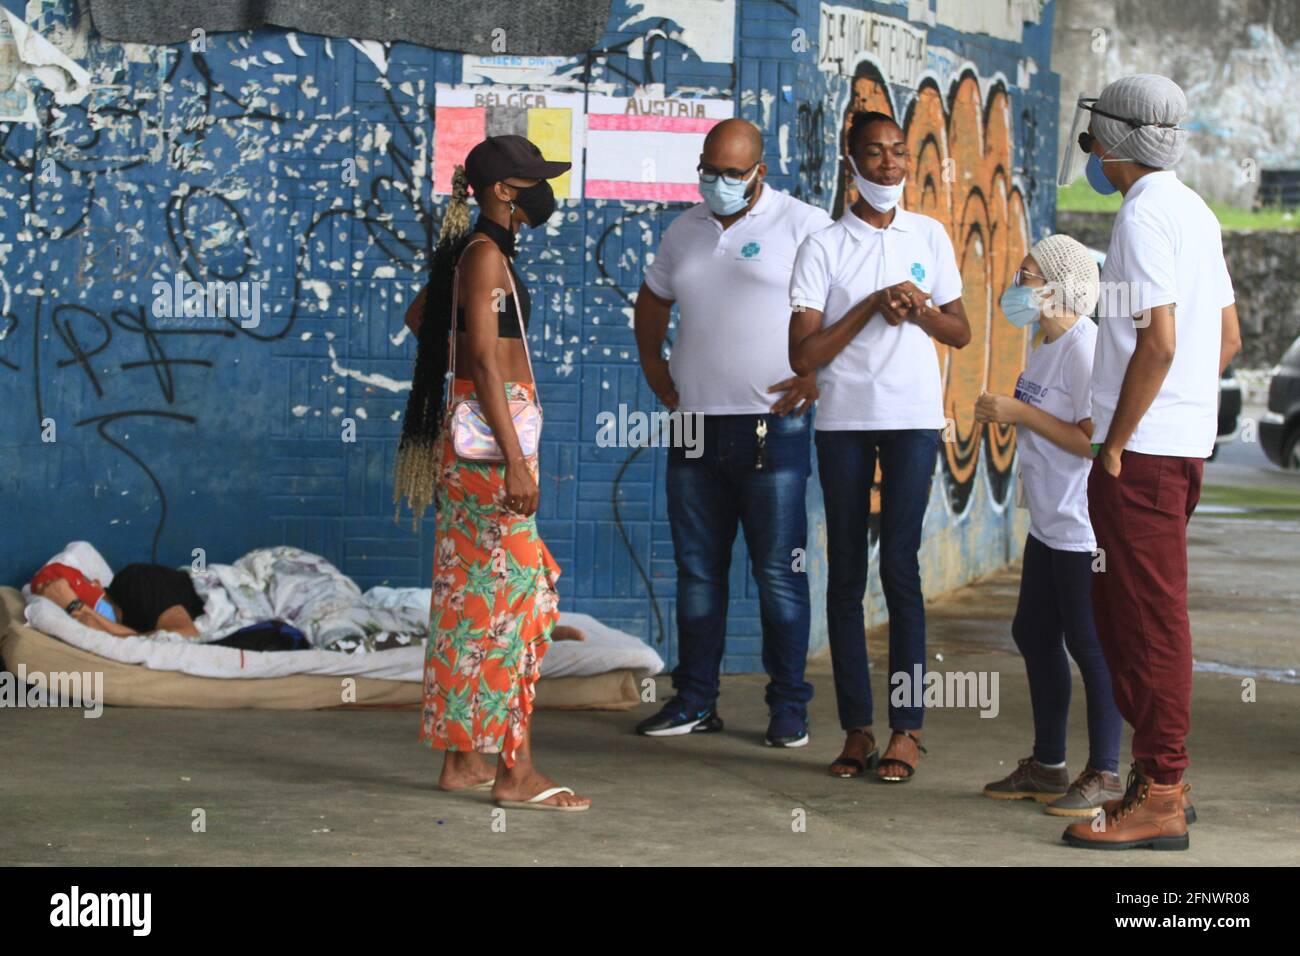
455;217;531;339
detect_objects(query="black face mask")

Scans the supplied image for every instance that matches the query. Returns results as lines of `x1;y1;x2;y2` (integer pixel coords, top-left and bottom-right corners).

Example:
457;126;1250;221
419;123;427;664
512;181;556;228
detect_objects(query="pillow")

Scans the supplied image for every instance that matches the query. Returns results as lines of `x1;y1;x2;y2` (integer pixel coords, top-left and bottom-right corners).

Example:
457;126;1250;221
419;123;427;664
25;541;115;594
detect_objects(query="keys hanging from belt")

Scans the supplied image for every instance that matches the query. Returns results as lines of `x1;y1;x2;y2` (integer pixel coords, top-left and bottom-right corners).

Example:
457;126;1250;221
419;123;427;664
754;417;768;471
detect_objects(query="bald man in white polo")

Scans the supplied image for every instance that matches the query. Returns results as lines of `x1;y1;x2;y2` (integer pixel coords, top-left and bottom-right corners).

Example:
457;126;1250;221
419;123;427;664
633;118;831;747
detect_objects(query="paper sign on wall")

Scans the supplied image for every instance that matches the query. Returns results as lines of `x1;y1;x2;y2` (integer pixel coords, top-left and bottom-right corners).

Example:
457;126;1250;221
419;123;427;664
432;85;585;199
585;94;734;202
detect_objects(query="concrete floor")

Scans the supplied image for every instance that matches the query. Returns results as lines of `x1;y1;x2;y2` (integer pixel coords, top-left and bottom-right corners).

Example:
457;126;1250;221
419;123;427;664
2;514;1297;866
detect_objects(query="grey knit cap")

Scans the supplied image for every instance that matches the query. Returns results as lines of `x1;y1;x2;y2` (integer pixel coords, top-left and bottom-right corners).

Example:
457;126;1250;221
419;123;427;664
1031;234;1100;319
1092;74;1189;169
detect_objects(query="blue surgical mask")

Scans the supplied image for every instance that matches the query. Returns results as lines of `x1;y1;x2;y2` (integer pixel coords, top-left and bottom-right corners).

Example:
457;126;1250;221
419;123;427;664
999;284;1043;328
698;166;758;216
1085;152;1118;195
95;596;117;622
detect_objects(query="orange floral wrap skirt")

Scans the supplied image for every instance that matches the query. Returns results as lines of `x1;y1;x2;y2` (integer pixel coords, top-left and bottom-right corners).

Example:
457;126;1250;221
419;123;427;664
419;379;561;767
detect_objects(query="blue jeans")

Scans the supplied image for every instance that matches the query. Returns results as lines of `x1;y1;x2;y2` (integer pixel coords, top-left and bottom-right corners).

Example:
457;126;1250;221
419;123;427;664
666;411;814;717
815;428;939;731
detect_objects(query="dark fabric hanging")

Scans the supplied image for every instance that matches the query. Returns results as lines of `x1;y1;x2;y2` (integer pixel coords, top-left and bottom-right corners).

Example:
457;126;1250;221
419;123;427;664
85;0;612;56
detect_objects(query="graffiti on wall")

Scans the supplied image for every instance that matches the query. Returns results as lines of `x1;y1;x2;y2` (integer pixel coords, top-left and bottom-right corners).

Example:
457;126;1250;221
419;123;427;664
0;31;438;562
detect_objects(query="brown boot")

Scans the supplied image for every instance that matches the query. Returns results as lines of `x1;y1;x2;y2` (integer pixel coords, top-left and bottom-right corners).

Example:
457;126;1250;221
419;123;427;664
1103;780;1196;825
1062;765;1189;851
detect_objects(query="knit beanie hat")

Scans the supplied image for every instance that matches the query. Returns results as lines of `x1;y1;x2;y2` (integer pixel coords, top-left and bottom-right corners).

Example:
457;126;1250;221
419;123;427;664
1030;234;1100;319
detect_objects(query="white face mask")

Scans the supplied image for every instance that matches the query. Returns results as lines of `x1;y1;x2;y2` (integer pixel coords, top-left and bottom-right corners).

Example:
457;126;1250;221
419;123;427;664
848;155;905;212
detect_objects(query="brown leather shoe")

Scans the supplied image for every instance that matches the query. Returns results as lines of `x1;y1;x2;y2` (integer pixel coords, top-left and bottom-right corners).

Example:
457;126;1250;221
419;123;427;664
982;756;1070;802
1043;767;1122;817
1062;766;1189;851
1103;780;1196;825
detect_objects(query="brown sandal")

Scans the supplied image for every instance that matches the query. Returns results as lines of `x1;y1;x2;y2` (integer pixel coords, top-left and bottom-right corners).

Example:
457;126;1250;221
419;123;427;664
876;730;926;782
829;728;879;778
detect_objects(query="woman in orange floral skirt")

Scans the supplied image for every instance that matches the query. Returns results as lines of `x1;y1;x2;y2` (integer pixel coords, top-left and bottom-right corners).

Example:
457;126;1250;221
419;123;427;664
395;136;590;811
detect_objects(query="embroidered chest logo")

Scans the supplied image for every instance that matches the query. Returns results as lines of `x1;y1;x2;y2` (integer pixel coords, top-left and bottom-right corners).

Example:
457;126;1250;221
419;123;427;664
910;261;926;283
741;241;761;258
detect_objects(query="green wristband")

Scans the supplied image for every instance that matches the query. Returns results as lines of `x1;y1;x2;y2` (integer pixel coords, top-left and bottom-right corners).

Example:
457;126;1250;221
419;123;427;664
1091;443;1102;457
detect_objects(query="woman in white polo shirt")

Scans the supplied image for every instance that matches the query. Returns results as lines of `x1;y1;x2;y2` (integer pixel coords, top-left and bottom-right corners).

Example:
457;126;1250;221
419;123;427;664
789;110;970;783
973;235;1124;818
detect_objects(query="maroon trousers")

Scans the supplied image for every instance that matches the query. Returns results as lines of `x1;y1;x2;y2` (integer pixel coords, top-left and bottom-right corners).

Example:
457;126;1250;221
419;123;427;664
1087;451;1203;785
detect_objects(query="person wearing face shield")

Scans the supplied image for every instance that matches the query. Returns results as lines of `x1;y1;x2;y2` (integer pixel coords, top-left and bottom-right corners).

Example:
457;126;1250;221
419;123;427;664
972;235;1125;818
1055;75;1241;850
397;135;592;813
788;111;971;784
633;119;832;747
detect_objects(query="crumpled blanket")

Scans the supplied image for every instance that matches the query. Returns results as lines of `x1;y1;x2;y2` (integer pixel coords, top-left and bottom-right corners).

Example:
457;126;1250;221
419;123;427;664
185;546;429;652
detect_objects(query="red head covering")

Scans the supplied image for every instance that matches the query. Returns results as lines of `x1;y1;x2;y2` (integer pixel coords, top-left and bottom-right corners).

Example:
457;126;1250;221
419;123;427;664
30;562;106;607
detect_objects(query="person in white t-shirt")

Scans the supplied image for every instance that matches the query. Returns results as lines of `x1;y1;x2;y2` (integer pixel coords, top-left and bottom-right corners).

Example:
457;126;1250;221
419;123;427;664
788;110;970;784
1055;74;1241;852
633;118;833;747
972;234;1124;818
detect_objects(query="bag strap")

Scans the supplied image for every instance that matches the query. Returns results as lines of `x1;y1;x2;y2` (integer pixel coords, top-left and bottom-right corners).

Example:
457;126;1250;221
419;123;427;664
446;233;540;414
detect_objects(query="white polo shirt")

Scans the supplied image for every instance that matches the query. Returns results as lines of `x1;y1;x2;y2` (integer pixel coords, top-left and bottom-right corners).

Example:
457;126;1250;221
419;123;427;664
1091;170;1235;458
1015;318;1097;552
789;205;963;430
643;184;833;415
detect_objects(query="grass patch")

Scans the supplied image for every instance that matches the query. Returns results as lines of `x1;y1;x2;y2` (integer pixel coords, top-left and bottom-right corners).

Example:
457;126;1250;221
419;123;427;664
1198;483;1300;519
1057;181;1299;231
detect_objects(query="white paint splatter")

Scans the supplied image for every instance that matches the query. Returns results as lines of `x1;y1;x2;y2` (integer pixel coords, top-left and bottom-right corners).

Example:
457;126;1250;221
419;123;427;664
326;341;411;392
302;280;332;310
349;39;388;76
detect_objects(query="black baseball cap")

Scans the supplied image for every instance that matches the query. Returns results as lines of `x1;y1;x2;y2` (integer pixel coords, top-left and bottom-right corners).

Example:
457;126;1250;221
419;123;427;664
464;135;571;196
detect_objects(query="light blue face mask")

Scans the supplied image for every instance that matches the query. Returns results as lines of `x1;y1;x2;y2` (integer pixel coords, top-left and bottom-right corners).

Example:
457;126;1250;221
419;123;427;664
698;166;758;215
95;596;117;622
999;284;1043;328
1085;153;1118;195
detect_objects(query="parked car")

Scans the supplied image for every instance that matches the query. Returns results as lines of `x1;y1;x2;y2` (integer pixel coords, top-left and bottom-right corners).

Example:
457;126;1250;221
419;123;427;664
1082;248;1240;453
1261;334;1300;469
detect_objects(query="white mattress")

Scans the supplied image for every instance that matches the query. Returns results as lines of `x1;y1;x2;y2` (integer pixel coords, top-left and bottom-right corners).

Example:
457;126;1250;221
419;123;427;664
21;543;664;683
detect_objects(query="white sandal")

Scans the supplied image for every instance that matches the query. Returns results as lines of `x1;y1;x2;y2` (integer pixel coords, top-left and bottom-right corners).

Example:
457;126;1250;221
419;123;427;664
496;786;590;812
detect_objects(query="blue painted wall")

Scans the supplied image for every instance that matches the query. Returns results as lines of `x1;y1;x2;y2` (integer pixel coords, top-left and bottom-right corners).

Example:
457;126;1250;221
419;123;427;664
0;0;1058;672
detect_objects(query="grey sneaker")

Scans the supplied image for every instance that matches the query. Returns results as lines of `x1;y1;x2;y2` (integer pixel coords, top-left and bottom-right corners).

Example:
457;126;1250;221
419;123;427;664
1044;767;1123;817
982;756;1070;802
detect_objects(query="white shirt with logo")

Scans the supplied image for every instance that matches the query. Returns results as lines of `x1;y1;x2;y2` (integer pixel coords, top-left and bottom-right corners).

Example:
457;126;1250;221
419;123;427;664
1091;171;1235;458
1015;318;1097;552
643;185;833;415
788;206;963;430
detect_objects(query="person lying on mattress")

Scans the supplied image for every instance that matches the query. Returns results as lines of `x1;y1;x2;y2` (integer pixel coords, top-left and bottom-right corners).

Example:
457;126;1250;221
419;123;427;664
30;562;205;638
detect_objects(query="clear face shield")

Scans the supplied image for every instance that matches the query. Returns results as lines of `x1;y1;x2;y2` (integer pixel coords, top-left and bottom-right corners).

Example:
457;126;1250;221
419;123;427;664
1059;95;1172;186
1058;95;1099;186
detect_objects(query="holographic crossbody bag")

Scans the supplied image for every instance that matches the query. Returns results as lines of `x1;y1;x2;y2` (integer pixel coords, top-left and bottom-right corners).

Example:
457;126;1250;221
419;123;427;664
446;235;542;461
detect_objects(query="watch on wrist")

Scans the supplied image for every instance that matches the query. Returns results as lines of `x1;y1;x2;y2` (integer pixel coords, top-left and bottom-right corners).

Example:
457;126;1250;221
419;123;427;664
65;598;84;614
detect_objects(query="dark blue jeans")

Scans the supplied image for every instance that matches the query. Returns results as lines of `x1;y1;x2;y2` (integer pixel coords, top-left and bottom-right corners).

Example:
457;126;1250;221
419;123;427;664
815;428;939;731
1014;533;1122;773
666;411;814;718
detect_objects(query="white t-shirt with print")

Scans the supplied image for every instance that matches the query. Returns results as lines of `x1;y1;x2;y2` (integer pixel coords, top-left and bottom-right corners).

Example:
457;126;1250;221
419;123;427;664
1091;170;1235;458
788;206;963;430
1015;318;1097;552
